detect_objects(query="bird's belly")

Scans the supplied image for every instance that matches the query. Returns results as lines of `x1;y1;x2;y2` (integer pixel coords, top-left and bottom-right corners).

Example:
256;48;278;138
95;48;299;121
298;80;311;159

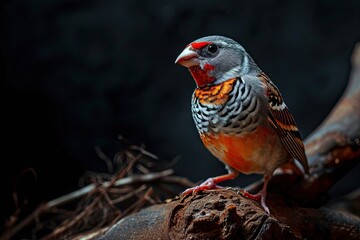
200;126;286;174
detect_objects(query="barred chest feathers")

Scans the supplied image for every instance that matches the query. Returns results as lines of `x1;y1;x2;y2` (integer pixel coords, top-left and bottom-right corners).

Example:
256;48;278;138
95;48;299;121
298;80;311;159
191;77;267;136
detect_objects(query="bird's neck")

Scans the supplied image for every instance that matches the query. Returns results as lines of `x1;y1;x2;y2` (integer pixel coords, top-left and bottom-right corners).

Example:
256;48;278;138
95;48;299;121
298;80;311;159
189;66;215;88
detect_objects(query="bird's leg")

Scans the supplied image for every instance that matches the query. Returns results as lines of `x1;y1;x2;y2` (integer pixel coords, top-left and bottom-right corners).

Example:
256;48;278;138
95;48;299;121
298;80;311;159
182;170;239;196
242;174;271;214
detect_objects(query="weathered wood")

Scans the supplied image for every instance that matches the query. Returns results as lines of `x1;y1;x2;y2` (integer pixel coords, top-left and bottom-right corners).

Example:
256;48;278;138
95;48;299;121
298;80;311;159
99;189;360;240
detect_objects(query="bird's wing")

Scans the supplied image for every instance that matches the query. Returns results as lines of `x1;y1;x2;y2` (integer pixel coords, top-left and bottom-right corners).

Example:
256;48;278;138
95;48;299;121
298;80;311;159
259;72;309;174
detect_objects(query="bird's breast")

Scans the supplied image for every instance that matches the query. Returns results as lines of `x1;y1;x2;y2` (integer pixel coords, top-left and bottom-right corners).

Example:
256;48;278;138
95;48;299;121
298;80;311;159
192;77;289;174
191;78;263;135
200;126;277;174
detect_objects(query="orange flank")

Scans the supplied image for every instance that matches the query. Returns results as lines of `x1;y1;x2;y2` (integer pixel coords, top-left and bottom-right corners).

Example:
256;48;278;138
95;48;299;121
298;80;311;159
200;126;273;174
194;78;237;105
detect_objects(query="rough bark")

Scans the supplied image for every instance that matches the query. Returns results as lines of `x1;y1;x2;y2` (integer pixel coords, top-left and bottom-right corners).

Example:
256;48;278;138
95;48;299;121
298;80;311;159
96;44;360;239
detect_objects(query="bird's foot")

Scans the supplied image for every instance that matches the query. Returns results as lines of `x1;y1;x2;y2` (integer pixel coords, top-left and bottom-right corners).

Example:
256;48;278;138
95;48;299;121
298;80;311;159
182;178;223;196
240;189;270;215
241;190;261;201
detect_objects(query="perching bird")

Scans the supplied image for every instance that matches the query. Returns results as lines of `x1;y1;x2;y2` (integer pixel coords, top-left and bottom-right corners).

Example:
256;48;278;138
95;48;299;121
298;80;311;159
175;36;309;214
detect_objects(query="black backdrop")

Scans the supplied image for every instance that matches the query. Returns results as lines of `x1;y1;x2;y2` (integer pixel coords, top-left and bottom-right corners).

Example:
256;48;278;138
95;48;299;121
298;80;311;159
1;0;360;225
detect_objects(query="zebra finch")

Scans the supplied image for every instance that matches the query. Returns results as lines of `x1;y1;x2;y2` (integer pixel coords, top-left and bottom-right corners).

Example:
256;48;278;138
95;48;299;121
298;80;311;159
175;35;309;214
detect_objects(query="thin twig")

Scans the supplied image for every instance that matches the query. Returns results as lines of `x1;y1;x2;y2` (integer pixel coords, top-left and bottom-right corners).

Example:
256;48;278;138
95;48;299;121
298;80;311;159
111;185;148;204
95;146;114;173
47;169;173;208
129;145;159;160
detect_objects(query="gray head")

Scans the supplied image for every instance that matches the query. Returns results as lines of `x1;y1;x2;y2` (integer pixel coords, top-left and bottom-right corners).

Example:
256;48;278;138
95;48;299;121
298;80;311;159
175;35;260;87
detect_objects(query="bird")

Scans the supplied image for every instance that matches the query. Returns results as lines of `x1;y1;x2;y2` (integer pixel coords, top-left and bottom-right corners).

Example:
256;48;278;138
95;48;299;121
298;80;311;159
175;35;309;214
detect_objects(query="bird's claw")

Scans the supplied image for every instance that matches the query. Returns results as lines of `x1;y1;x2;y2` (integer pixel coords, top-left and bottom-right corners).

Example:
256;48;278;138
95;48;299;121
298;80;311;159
182;178;223;196
240;189;261;201
239;189;270;214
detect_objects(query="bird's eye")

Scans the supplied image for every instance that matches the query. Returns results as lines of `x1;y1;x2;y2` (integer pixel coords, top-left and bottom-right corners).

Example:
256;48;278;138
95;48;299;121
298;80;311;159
207;44;218;53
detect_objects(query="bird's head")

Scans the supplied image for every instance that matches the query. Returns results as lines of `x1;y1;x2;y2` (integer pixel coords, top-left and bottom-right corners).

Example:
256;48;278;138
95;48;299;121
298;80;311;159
175;35;260;88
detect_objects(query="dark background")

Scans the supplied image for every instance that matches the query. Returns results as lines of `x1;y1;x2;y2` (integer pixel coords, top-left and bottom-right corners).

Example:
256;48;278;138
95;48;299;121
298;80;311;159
1;0;360;226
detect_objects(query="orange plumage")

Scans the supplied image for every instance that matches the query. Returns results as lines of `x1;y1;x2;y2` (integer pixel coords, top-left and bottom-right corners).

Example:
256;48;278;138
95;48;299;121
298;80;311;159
200;127;272;174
